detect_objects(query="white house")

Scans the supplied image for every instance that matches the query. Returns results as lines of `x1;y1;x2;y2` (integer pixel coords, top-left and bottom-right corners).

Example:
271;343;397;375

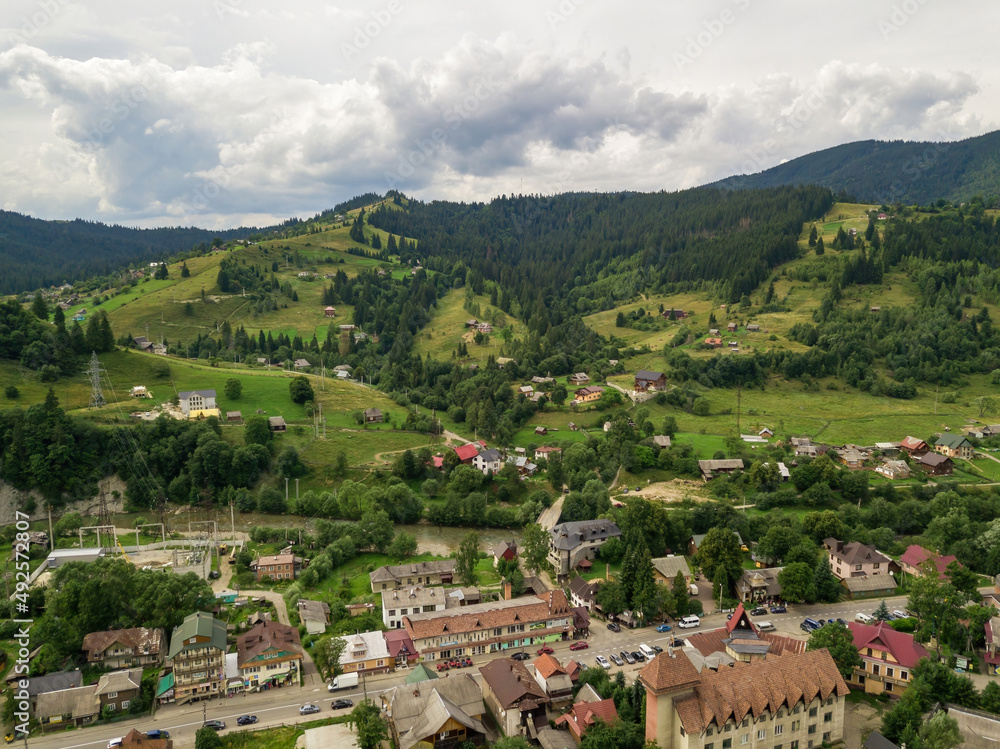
472;448;503;476
178;390;217;416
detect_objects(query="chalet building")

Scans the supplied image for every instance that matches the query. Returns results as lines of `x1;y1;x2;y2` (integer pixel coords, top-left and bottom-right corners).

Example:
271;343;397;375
568;575;600;611
651;556;692;586
178;389;217;416
737;567;783;603
383;629;418;669
704;337;723;348
568;373;590;385
639;647;848;749
574;386;604;403
634;370;667;392
453;443;479;464
899;436;928;456
934;433;975;460
237;620;303;690
919;452;953;476
548;520;622;578
823;539;893;581
167;612;227;703
403;591;574;662
479;658;550;738
746;323;760;332
382;674;487;749
698;459;744;481
684;604;806;663
324;306;337;317
472;448;503;475
293;359;311;369
492;540;517;567
727;322;738;332
846;621;929;697
369;560;457;592
899;545;960;580
82;628;164;670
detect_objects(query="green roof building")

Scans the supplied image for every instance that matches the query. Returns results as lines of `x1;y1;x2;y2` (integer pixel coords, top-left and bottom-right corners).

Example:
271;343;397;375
167;612;227;704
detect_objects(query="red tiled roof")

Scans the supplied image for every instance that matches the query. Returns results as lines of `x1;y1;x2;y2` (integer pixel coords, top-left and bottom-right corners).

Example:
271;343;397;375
403;591;572;642
565;660;581;681
848;621;930;669
638;651;701;693
901;436;927;450
556;697;619;739
899;545;958;579
383;629;417;659
533;653;566;680
685;627;806;658
454;444;479;461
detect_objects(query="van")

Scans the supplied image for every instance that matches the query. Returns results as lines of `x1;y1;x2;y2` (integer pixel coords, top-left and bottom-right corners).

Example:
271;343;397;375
678;615;701;629
639;643;656;659
856;612;874;624
756;621;775;632
803;617;821;630
328;672;360;691
688;583;699;596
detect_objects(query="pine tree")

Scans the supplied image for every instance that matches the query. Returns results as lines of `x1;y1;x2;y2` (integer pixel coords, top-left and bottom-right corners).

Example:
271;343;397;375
812;557;841;603
815;236;825;255
808;225;818;247
371;232;382;249
181;262;190;277
873;599;891;621
52;305;65;332
31;292;48;320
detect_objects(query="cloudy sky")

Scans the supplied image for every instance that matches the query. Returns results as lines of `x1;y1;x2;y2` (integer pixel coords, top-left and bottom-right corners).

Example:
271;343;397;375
0;0;995;228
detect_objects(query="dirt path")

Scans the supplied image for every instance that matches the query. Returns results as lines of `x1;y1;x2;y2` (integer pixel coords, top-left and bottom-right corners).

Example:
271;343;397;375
631;478;707;504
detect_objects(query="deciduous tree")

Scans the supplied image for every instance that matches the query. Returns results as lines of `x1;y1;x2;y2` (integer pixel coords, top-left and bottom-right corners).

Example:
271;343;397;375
807;623;861;679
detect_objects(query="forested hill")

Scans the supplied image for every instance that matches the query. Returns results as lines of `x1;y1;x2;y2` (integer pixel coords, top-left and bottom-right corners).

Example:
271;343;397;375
0;211;268;295
709;130;1000;206
369;186;833;323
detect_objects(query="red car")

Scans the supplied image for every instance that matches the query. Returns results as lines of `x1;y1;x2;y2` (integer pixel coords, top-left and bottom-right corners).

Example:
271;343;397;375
569;641;589;651
537;646;554;655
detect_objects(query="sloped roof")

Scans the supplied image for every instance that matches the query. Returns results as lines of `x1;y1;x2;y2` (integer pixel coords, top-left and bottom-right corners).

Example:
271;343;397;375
454;443;479;461
237;620;302;668
900;436;927;450
899;545;959;579
533;653;567;680
179;389;216;399
35;685;100;720
670;649;849;733
479;658;548;709
404;591;571;641
399;690;486;749
848;621;930;669
920;452;952;467
385;675;484;749
652;556;692;580
843;575;897;593
168;612;227;658
556;697;619;740
404;663;438;684
825;539;891;566
550;520;621;551
369;559;457;585
635;370;664;380
935;433;973;449
24;669;82;697
384;628;417;660
637;650;701;694
95;668;143;696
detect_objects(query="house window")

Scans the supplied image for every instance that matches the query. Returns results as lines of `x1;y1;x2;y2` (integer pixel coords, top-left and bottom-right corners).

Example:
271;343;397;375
885;683;893;693
825;698;834;706
775;725;784;735
900;671;908;681
808;725;816;735
885;667;893;678
823;734;831;743
791;721;800;731
741;735;749;745
107;692;118;699
824;713;832;723
793;706;801;714
121;701;130;709
758;730;767;740
707;728;715;736
706;744;714;749
873;563;880;569
808;707;817;718
723;739;732;749
388;610;396;617
791;742;799;749
742;718;750;727
872;665;880;676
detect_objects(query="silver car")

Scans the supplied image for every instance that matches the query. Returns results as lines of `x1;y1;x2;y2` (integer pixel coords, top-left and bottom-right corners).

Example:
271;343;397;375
610;653;624;666
595;655;611;669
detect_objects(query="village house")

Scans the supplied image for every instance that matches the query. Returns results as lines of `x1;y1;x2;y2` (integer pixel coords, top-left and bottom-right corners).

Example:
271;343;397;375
875;460;910;480
634;370;667;392
639;647;848;749
339;324;356;332
698;459;744;481
934;433;975;460
383;628;418;669
568;575;600;611
919;452;953;476
823;538;894;582
968;423;1000;439
555;693;619;744
548;520;622;578
899;436;928;456
402;591;574;662
846;621;929;697
369;560;457;592
533;445;562;461
21;670;83;713
82;627;165;670
178;389;217;417
114;728;172;748
653;435;672;448
364;407;384;423
532;376;555;385
237;620;303;690
226;411;242;422
479;658;550;739
293;358;311;369
727;321;738;332
492;539;517;567
382;674;487;749
986;614;1000;675
453;443;480;464
324;306;337;317
662;308;688;319
338;630;394;675
899;545;960;580
381;586;450;630
746;323;760;332
35;685;101;728
689;531;744;557
95;668;143;713
250;553;298;582
267;416;287;432
167;612;227;703
297;599;330;636
836;445;868;468
568;373;590;385
704;337;723;348
472;448;503;476
737;566;783;603
495;357;516;368
532;653;574;705
652;556;693;586
573;386;604;403
684;605;806;664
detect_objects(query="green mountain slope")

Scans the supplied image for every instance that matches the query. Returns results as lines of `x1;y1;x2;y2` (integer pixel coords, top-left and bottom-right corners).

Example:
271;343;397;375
710;130;1000;205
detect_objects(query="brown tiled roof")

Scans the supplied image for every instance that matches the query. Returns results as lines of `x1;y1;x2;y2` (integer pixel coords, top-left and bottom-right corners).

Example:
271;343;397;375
404;591;571;641
236;620;302;668
824;539;891;566
479;658;549;710
638;650;701;694
685;626;806;658
533;653;566;680
555;697;619;740
668;649;849;733
82;628;164;659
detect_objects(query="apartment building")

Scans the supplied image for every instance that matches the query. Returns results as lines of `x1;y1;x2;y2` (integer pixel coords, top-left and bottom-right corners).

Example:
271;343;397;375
402;591;574;661
167;612;227;703
639;648;849;749
548;520;621;578
823;538;892;581
236;620;303;689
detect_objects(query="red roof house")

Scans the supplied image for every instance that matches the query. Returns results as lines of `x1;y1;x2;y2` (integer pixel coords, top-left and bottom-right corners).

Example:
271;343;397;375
847;620;930;695
899;545;960;580
900;436;928;456
556;697;619;741
453;444;479;463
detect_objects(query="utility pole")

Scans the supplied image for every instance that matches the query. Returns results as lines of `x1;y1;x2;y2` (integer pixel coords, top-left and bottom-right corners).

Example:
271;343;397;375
285;478;289;503
295;479;299;501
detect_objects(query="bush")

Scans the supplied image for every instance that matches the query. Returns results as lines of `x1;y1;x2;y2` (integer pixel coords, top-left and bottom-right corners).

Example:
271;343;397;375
4;386;18;400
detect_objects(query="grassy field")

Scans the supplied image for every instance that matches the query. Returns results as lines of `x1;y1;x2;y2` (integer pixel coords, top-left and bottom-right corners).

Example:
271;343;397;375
412;289;523;360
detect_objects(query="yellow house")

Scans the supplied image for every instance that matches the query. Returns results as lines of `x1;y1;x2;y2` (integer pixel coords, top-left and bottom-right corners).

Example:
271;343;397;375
574;386;604;403
846;621;929;697
337;631;393;675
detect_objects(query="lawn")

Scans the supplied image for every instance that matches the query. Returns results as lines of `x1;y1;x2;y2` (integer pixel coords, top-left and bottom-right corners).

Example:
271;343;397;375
968;457;1000;481
218;717;351;749
412;289;523;360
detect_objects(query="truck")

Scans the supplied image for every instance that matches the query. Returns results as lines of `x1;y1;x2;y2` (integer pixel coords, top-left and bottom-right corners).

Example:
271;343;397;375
688;583;698;596
328;673;359;692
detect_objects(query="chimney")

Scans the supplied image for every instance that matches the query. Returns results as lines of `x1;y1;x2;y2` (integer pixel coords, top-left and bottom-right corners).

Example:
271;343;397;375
502;578;513;601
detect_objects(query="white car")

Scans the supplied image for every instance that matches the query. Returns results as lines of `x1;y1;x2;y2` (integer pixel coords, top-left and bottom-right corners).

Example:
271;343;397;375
892;610;909;619
595;655;611;669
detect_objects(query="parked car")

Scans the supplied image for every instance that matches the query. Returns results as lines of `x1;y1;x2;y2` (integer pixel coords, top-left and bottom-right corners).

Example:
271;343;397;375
512;652;531;661
461;658;473;667
856;612;874;624
331;699;354;710
750;608;768;616
146;731;170;740
621;651;635;664
656;624;672;632
817;619;827;627
436;662;450;671
803;618;821;630
595;655;611;669
569;641;589;651
610;653;624;666
770;605;787;614
236;716;257;726
800;622;813;633
607;621;621;632
836;618;848;626
537;646;554;655
651;644;663;653
204;720;226;730
893;610;909;619
631;651;646;662
678;615;701;628
208;570;221;579
299;704;320;716
671;638;685;648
